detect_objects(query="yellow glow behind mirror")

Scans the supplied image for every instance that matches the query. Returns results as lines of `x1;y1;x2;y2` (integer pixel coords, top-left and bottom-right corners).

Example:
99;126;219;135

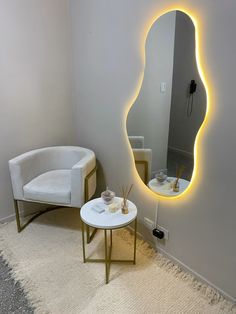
124;6;212;201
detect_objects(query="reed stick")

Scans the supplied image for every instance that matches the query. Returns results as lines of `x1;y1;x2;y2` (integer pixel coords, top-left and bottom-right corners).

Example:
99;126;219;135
120;184;133;206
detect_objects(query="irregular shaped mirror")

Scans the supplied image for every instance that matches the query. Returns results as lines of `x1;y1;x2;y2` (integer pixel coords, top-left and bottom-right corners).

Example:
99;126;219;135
127;10;206;197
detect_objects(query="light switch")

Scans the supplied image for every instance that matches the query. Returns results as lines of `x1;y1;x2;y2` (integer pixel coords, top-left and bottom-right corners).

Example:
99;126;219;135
160;82;166;93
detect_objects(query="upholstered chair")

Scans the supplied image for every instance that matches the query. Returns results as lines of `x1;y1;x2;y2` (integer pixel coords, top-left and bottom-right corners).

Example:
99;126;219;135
132;148;152;185
128;136;144;149
9;146;97;239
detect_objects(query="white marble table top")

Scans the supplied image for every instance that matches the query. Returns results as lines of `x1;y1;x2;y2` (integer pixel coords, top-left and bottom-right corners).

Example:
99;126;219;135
80;197;137;229
148;177;190;196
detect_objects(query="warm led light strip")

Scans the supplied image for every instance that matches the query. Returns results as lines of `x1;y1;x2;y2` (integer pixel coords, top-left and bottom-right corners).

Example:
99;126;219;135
125;6;212;201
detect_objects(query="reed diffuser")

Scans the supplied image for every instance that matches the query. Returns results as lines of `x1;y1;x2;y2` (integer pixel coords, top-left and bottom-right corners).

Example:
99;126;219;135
173;165;185;192
120;184;133;214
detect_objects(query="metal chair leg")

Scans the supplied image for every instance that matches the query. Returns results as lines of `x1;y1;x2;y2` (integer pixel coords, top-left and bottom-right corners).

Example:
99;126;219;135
14;199;21;233
13;199;65;233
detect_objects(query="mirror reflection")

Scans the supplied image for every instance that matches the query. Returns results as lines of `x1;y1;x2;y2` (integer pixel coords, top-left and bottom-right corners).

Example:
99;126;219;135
127;10;206;197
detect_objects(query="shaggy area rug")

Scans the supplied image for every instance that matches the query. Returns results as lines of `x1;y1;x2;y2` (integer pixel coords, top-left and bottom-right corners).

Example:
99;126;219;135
0;208;235;314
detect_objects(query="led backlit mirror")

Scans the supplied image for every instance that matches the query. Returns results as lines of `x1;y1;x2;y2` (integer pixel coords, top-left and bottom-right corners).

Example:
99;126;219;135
127;10;206;197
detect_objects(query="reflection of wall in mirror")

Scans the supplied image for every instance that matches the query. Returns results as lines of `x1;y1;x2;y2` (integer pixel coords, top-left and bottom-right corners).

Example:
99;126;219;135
168;11;206;157
128;11;176;175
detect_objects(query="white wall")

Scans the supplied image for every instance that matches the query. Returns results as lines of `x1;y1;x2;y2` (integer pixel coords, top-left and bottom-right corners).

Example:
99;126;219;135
70;0;236;300
168;11;206;155
127;11;176;173
0;0;74;220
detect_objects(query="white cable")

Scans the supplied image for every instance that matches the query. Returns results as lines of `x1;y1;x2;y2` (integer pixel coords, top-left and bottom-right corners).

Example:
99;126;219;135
154;201;160;228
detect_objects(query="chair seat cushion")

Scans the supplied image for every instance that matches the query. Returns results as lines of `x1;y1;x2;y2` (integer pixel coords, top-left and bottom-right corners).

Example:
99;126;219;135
23;170;71;205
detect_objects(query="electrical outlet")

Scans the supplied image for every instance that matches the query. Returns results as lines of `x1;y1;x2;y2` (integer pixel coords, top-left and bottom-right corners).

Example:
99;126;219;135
144;217;155;229
160;82;166;93
156;225;169;240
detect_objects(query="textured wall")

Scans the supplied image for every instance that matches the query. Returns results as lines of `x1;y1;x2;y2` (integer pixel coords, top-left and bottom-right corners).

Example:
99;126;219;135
0;0;74;220
70;0;236;300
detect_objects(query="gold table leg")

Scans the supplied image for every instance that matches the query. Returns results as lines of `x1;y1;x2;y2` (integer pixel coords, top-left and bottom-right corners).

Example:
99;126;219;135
104;230;108;283
81;219;137;284
104;229;113;284
134;217;137;265
82;220;86;263
86;225;98;244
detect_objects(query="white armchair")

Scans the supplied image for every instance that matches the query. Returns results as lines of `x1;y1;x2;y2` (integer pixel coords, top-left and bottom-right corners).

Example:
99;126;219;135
132;148;152;185
128;136;144;149
9;146;97;233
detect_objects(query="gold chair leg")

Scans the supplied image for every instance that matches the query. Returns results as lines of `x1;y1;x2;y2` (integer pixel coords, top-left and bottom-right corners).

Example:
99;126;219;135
84;164;98;244
13;200;65;233
14;199;21;233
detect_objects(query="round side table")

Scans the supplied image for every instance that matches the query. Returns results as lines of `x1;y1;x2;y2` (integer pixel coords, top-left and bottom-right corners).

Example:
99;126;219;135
80;197;137;284
148;177;190;196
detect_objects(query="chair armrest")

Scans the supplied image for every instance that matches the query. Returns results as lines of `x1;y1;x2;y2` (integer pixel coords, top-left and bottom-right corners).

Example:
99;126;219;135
8;151;41;200
132;148;152;184
71;151;96;207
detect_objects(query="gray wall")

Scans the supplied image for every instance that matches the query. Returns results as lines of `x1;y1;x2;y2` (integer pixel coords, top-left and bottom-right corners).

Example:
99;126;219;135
70;0;236;300
0;0;235;302
168;11;206;155
0;0;75;220
127;11;176;173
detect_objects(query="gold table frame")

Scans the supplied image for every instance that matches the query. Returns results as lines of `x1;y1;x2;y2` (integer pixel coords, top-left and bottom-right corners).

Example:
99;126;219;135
81;217;137;284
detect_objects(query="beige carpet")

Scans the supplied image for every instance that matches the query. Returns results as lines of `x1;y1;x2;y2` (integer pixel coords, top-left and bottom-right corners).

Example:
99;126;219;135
0;208;235;314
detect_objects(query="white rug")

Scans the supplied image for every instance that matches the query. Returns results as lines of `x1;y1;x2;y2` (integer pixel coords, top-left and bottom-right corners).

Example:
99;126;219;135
0;208;235;314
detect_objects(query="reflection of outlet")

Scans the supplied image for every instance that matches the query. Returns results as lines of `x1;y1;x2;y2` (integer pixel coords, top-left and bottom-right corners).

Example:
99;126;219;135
144;217;155;229
156;225;169;240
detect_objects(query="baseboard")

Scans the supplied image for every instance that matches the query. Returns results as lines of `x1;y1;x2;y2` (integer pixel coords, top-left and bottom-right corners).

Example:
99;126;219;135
0;213;15;224
127;225;144;240
156;245;236;304
168;146;193;158
127;225;235;304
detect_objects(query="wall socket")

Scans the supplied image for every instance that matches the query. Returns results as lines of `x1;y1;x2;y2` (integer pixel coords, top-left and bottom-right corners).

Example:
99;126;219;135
144;217;155;229
144;217;169;240
156;225;169;240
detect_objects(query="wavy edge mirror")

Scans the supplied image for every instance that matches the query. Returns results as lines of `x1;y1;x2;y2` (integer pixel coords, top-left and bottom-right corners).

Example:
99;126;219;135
126;8;211;200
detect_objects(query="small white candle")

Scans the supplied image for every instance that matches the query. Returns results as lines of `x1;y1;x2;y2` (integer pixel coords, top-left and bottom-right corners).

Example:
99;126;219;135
108;203;118;213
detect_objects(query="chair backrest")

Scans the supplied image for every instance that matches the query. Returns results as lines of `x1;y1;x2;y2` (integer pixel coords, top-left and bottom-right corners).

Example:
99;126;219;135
128;136;144;149
132;148;152;184
8;146;93;200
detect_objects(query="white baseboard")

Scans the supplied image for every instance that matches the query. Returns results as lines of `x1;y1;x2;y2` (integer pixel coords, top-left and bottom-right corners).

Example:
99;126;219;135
127;225;235;304
0;213;15;224
168;146;193;158
156;244;236;304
